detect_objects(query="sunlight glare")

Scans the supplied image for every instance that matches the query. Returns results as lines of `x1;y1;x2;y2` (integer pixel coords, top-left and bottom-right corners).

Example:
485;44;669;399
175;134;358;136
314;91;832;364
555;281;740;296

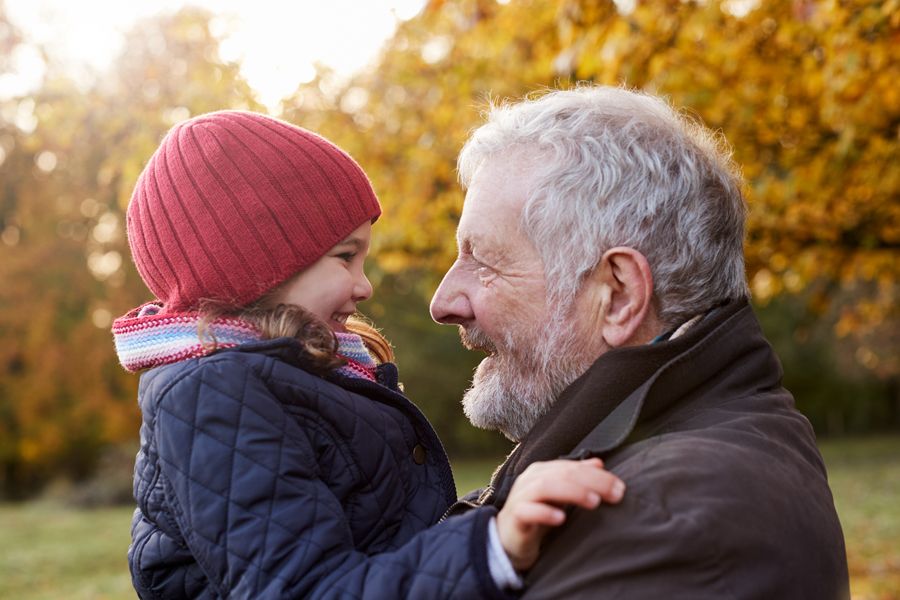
4;0;427;110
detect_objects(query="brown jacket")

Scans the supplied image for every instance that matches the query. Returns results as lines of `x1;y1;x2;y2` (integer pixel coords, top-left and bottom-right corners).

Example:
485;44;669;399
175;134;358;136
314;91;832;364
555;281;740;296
454;300;849;599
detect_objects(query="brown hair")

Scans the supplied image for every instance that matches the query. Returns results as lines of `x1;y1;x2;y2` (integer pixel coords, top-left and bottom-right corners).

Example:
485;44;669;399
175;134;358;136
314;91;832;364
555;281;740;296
198;300;394;376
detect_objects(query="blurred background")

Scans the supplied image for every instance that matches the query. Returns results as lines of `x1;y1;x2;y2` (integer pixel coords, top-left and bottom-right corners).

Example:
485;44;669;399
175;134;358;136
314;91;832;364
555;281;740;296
0;0;897;598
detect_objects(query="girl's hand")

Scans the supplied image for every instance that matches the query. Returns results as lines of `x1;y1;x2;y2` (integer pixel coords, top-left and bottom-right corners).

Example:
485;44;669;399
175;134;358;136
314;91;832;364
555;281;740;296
496;458;625;572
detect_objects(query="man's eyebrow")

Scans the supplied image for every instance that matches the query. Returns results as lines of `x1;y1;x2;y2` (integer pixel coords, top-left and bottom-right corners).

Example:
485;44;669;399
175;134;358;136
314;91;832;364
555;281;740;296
459;228;490;252
458;234;507;263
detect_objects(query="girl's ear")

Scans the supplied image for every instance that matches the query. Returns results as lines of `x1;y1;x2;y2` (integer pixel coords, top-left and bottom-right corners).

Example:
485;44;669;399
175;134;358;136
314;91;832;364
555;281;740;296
587;247;656;348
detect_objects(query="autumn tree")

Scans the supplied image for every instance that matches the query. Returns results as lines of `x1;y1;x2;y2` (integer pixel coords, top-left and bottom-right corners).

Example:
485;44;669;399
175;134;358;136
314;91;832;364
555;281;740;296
2;0;897;496
0;7;260;497
284;0;899;379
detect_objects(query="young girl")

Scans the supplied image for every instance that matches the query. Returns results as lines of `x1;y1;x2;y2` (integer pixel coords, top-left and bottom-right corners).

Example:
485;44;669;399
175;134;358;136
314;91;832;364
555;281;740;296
112;110;623;599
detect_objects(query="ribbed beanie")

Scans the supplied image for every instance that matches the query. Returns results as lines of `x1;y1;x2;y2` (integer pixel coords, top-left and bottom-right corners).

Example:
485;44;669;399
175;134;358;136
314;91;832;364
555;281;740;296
126;110;381;312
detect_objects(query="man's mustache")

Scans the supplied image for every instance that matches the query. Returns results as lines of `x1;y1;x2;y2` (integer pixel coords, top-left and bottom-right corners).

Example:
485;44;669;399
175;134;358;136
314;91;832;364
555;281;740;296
458;325;497;354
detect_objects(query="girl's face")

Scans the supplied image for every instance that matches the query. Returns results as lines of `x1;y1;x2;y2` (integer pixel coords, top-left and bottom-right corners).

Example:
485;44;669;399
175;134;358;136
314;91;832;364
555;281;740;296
266;221;373;332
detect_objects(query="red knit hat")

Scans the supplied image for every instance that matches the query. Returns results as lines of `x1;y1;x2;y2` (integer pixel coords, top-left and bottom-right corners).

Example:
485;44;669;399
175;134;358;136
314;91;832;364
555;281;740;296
126;110;381;312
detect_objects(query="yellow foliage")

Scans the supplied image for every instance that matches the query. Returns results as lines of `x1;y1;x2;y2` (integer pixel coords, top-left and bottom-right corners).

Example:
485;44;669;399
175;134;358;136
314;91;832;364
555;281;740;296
1;0;897;494
281;0;898;376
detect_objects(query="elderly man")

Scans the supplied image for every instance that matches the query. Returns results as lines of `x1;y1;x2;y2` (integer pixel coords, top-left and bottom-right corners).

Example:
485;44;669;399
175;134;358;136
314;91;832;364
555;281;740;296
430;86;849;599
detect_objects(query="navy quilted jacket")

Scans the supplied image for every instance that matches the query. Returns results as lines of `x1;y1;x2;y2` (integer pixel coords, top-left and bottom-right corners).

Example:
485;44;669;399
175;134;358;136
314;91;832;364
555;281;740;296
129;338;509;599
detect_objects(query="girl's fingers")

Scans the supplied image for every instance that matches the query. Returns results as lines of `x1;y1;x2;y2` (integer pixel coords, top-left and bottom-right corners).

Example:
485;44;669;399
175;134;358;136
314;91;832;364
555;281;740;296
516;461;626;507
517;478;603;510
578;466;626;504
499;458;625;573
557;463;624;503
512;501;566;528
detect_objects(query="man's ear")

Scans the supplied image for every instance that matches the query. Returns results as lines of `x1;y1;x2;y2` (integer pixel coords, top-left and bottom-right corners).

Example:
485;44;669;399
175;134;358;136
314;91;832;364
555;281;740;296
588;247;655;348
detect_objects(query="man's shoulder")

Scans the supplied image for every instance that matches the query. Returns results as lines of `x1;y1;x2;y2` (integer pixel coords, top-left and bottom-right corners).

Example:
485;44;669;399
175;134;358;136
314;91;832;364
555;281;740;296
610;425;829;522
522;426;848;599
593;383;825;503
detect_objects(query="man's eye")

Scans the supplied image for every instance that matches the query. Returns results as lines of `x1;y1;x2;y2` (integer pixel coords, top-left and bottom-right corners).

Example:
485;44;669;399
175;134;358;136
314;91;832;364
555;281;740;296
476;265;495;284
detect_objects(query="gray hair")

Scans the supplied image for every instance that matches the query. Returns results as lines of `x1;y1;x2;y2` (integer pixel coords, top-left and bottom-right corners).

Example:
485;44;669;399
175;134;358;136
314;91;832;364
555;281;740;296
457;86;749;327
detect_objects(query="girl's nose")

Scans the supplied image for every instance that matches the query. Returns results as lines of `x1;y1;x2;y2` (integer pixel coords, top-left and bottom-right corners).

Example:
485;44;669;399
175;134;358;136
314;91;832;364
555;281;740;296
354;272;373;302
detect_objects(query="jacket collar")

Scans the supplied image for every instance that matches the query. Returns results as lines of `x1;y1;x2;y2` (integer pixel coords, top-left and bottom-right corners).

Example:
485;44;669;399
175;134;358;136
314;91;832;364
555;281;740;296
225;337;401;389
484;299;779;506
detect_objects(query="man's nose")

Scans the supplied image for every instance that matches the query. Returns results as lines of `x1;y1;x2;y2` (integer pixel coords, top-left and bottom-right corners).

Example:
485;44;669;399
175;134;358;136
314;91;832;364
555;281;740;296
429;262;473;324
353;271;373;302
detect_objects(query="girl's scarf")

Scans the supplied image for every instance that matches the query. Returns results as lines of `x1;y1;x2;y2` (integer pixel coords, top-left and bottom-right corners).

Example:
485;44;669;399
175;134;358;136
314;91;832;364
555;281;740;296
112;303;261;373
112;303;378;382
333;332;378;382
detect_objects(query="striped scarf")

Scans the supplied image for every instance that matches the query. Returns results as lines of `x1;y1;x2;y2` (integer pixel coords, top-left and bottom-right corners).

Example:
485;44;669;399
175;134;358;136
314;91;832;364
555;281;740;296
333;332;378;382
112;303;377;381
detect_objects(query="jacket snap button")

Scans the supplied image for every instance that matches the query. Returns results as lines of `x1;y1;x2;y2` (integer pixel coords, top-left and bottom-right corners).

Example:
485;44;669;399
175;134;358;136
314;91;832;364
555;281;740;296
413;444;426;465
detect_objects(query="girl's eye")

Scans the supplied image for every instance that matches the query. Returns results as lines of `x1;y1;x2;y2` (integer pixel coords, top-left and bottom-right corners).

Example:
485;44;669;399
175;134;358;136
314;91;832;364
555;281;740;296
336;252;356;262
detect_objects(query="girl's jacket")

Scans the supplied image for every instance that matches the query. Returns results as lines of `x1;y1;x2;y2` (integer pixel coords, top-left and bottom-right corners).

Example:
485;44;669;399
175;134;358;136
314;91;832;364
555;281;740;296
129;338;510;599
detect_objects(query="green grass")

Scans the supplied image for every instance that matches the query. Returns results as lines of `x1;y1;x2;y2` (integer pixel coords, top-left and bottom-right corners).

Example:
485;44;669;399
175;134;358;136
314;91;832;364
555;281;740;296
0;502;134;600
1;436;897;600
453;457;505;497
819;436;900;599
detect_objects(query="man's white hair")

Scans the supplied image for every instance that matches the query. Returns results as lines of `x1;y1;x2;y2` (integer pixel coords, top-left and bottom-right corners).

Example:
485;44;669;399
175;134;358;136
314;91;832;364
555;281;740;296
458;85;750;326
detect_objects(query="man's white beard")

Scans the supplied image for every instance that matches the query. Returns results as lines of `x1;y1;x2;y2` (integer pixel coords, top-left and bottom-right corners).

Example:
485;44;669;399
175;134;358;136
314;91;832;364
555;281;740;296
460;311;596;442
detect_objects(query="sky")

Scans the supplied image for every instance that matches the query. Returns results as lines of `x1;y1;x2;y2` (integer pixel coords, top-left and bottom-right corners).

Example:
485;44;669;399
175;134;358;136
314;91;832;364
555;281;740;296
3;0;427;110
